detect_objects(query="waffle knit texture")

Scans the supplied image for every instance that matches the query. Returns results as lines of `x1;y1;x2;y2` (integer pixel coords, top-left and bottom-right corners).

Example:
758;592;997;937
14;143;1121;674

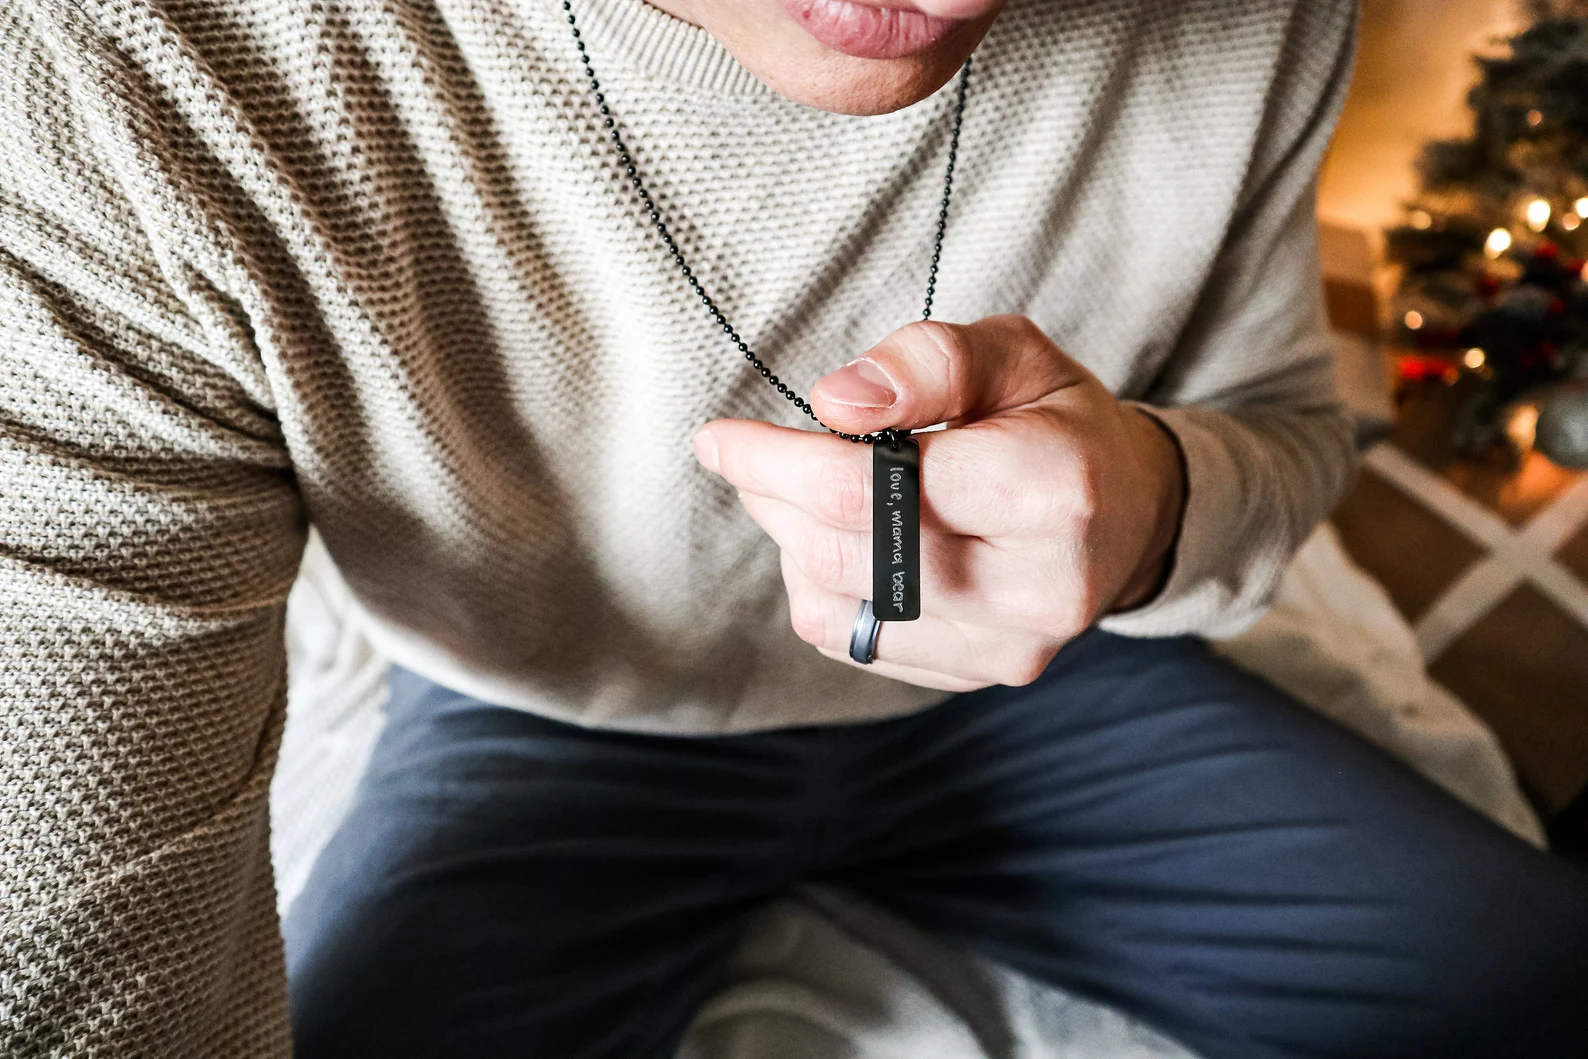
0;0;1357;1052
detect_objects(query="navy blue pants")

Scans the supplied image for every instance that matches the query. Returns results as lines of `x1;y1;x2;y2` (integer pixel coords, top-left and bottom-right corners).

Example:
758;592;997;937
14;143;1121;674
284;631;1588;1059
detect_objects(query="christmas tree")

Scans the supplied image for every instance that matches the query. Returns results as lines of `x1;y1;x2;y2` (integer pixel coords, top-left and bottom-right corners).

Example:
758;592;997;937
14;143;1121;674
1387;0;1588;465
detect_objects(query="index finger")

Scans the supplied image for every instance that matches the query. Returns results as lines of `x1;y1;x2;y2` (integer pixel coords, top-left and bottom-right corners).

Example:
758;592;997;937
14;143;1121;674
694;417;1049;537
695;419;873;531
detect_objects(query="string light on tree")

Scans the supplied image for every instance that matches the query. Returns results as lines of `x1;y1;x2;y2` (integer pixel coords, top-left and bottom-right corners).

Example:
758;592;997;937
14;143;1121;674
1525;198;1552;232
1385;13;1588;463
1507;403;1541;454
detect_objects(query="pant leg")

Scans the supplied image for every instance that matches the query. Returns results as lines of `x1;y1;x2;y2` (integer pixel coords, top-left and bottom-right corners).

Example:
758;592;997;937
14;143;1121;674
283;668;809;1059
830;631;1588;1059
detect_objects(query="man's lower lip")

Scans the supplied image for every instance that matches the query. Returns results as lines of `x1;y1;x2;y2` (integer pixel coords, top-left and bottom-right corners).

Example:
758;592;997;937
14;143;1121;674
777;0;964;60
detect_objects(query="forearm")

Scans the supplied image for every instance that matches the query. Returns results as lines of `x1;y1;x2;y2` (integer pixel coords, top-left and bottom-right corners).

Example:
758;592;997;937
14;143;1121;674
1101;397;1357;638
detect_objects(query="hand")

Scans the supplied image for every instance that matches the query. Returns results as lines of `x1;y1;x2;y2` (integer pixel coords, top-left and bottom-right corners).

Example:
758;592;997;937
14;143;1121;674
692;315;1187;692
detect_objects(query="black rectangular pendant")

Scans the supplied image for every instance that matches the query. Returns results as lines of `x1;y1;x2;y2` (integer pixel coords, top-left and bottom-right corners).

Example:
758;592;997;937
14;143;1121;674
873;437;922;622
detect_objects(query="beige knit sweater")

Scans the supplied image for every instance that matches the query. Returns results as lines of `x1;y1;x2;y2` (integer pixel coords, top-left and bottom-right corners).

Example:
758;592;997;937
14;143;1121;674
0;0;1356;1051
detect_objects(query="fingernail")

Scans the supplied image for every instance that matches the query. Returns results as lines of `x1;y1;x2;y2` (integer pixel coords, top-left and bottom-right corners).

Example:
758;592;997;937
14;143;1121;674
692;428;720;474
822;359;897;409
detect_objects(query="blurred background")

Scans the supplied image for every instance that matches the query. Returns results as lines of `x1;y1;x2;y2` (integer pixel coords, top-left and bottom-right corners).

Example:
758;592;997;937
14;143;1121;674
1316;0;1588;859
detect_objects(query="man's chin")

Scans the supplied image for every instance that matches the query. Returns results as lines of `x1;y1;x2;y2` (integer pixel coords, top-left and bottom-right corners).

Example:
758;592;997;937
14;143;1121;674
750;52;963;116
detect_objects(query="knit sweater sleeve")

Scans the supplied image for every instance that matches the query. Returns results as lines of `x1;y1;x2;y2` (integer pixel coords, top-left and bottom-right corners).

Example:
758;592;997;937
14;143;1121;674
0;8;302;1054
1100;2;1361;640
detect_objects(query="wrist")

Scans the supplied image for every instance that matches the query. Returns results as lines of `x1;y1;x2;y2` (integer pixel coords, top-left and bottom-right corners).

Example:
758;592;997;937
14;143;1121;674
1112;407;1187;612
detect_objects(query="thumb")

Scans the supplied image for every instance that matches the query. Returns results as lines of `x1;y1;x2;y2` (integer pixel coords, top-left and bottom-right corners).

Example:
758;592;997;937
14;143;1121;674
809;315;1093;435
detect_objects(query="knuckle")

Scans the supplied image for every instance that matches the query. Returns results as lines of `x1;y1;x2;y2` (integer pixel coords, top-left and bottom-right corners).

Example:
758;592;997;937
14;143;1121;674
1022;411;1098;520
1026;567;1096;640
916;320;972;367
937;429;1028;524
1053;599;1093;641
796;522;849;590
991;449;1046;522
788;589;829;647
1031;596;1079;639
1073;579;1106;630
1070;456;1102;521
997;646;1057;688
911;321;972;410
1054;583;1101;639
1007;314;1049;349
814;458;869;527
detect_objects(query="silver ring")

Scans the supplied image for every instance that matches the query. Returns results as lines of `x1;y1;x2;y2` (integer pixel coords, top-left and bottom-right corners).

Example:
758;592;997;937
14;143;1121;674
849;600;882;666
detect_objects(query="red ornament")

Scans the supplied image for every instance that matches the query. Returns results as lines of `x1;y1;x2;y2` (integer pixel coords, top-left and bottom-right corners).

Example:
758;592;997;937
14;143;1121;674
1478;274;1502;298
1537;241;1560;261
1548;297;1568;317
1397;356;1456;383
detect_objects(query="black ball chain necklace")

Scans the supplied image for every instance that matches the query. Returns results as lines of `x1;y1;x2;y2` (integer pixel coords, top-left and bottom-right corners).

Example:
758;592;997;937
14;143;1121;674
561;0;974;624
